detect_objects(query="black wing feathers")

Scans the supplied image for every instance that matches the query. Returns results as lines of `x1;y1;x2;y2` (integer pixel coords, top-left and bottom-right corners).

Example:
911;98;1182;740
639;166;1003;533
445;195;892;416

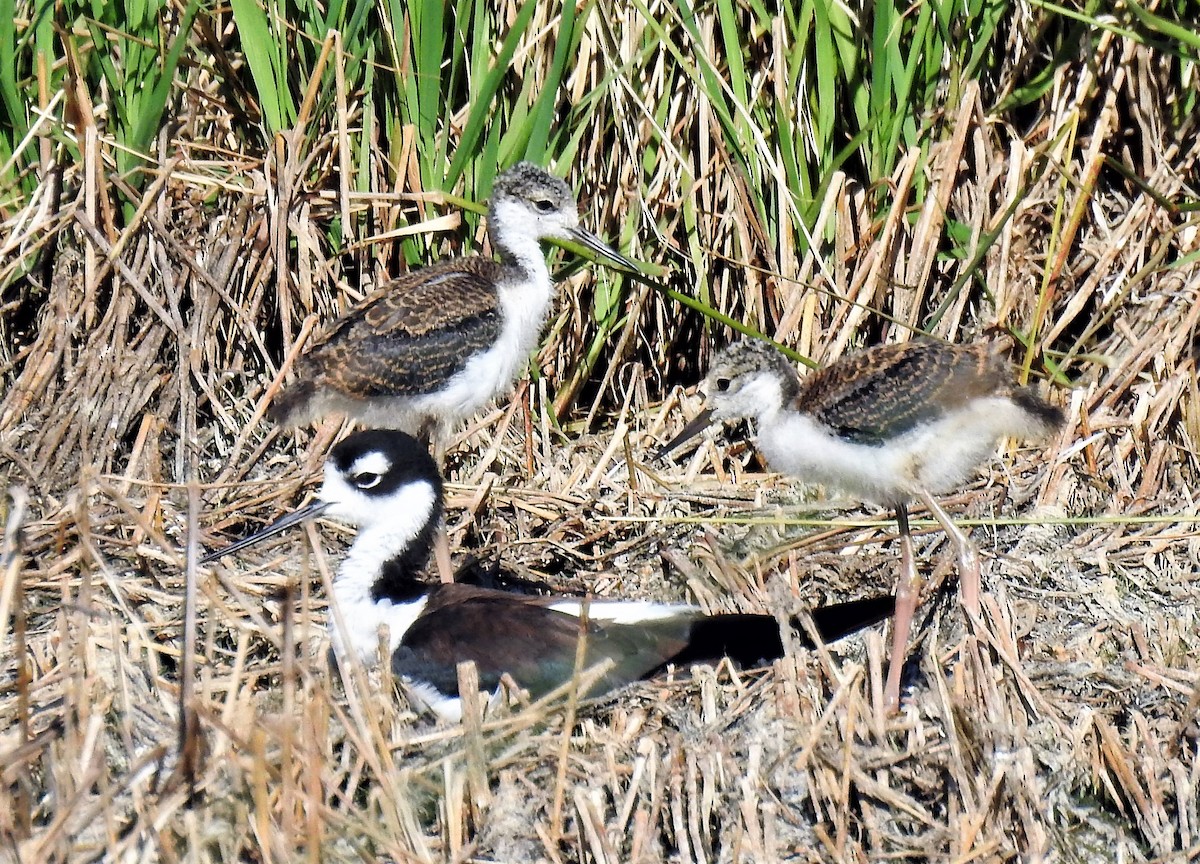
394;586;606;698
393;586;895;702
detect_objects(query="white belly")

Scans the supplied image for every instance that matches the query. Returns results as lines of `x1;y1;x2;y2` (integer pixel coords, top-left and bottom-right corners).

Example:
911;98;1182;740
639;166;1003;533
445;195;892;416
410;315;540;421
757;397;1042;505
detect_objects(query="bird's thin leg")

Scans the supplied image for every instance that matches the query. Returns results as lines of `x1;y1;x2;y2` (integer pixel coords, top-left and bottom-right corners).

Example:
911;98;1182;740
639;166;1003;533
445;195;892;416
916;490;980;617
418;420;456;585
431;524;455;584
885;502;919;713
428;421;448;469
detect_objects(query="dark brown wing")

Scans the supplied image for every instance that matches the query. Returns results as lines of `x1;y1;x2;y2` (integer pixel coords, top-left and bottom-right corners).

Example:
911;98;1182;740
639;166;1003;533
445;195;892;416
392;587;895;706
392;585;691;700
300;258;506;398
800;342;1007;444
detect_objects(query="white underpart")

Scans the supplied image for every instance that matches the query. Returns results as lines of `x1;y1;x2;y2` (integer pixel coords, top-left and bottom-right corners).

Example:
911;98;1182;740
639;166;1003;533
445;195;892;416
404;677;534;724
417;200;565;424
753;395;1049;505
547;599;696;623
409;272;552;422
402;680;465;723
322;476;439;663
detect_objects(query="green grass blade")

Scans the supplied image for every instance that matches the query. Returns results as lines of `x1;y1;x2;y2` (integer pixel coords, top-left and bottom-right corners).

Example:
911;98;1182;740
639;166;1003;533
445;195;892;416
230;0;291;133
0;0;26;153
412;0;446;140
445;0;538;185
1124;0;1200;54
524;0;581;163
129;0;201;173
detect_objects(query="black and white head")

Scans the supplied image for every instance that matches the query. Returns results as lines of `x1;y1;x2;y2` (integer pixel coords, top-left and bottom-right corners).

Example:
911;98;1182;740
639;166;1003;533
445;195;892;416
201;430;443;564
488;162;636;268
318;430;444;531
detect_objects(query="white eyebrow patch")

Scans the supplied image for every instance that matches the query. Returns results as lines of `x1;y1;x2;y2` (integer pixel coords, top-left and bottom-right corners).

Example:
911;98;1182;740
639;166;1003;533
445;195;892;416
349;451;392;477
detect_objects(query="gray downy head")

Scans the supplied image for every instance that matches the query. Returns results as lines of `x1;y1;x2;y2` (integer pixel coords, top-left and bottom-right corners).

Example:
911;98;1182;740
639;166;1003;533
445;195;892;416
487;162;637;270
490;162;577;211
656;339;802;458
704;340;802;421
488;163;580;244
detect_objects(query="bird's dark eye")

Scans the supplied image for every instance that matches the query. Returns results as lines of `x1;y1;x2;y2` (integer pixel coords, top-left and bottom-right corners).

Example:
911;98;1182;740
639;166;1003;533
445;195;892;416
533;198;556;213
353;472;382;489
715;377;732;392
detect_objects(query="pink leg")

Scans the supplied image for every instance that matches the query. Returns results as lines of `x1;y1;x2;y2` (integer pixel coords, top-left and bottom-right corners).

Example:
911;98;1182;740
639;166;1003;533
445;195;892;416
885;504;920;713
423;422;456;584
433;527;455;584
916;490;981;617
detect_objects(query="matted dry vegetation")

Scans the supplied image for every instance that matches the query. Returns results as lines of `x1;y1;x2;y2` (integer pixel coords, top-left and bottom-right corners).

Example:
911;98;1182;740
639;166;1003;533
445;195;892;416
2;3;1200;862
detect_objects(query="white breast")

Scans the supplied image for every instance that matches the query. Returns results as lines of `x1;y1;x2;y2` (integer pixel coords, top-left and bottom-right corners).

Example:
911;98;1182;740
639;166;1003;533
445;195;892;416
328;592;428;664
410;271;554;423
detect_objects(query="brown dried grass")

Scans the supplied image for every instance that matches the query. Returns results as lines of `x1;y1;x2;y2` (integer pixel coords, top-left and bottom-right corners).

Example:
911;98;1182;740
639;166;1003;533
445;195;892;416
2;24;1200;864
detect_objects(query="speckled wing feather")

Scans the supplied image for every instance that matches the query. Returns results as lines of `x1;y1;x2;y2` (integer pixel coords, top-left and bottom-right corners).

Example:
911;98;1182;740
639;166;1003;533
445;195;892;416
391;585;691;700
300;257;506;398
799;342;1008;444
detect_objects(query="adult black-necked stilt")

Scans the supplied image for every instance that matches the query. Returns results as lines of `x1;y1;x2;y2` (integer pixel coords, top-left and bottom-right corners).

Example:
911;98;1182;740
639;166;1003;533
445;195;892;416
660;339;1063;711
203;429;894;722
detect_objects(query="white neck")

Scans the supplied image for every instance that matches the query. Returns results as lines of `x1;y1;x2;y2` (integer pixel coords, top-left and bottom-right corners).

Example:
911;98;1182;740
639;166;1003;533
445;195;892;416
326;482;438;663
486;200;556;380
489;199;554;284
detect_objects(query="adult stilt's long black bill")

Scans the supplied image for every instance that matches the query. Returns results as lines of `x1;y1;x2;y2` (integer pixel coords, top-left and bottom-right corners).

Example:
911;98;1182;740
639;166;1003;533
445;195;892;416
567;226;640;273
200;500;332;564
656;407;716;461
803;594;896;647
